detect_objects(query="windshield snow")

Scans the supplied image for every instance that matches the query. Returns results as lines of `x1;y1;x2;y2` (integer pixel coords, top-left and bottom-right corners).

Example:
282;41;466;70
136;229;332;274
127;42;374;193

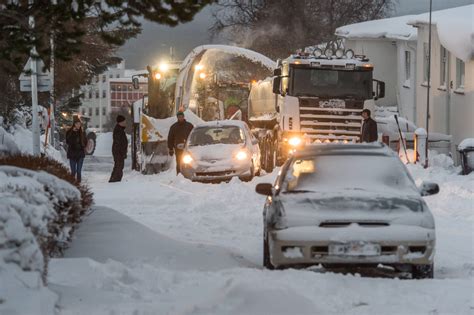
188;126;244;146
290;68;372;99
283;154;416;194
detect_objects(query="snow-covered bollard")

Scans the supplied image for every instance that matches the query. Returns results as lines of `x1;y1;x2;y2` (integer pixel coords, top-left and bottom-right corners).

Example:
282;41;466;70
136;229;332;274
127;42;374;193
415;128;427;166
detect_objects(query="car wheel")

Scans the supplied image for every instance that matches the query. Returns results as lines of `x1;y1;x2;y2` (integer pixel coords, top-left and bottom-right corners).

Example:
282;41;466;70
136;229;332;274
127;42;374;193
412;263;434;279
239;162;254;182
85;132;96;155
263;233;274;270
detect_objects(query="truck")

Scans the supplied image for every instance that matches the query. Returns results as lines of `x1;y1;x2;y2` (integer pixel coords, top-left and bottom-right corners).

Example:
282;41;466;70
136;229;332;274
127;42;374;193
248;48;385;172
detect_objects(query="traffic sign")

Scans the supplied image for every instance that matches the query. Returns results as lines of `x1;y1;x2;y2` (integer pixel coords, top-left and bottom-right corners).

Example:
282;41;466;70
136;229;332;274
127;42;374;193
19;57;52;92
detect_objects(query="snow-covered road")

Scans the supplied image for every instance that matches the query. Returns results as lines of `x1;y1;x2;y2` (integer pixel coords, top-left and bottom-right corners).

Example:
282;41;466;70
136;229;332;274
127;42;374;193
48;155;474;315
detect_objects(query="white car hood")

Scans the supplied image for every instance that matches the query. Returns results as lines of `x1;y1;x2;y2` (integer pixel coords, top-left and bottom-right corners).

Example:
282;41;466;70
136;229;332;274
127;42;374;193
187;144;244;161
277;191;434;229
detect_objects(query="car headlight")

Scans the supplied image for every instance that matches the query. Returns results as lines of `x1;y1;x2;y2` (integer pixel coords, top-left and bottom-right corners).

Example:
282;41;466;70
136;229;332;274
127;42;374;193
182;154;193;164
235;150;248;161
288;136;302;147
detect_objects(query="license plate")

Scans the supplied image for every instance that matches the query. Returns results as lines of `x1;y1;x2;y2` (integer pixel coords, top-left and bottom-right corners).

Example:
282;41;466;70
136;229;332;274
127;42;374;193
329;243;381;256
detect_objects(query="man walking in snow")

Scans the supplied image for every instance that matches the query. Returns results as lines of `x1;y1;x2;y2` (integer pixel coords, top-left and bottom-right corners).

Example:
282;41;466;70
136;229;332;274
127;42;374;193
109;115;128;182
168;111;193;174
360;109;378;143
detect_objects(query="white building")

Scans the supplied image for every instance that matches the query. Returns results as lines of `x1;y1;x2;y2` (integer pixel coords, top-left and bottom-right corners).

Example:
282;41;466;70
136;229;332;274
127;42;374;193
408;5;473;150
336;4;473;154
335;15;418;121
79;61;146;131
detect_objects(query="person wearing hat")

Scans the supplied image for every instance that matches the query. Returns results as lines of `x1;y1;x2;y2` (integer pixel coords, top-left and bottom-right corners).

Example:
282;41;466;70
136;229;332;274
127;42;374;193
167;110;193;174
66;116;87;182
109;115;128;182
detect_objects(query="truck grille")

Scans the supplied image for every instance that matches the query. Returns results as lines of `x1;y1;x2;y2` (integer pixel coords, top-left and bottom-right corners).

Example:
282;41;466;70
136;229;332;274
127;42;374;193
299;105;363;142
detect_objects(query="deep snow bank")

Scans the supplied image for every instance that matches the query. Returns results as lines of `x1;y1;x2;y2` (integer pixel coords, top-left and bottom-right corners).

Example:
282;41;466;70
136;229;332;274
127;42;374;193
0;166;82;315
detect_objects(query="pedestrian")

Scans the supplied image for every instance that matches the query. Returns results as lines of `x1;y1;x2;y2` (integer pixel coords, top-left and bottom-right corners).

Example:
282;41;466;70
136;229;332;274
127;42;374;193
360;109;378;143
167;111;193;174
66;116;87;183
109;115;128;182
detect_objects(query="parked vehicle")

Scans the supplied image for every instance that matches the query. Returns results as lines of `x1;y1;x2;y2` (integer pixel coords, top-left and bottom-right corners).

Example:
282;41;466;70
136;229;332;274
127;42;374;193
256;143;438;279
181;120;261;182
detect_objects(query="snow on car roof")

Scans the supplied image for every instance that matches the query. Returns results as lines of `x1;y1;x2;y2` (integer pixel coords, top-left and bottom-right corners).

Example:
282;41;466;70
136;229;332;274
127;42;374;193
194;120;249;129
294;143;395;158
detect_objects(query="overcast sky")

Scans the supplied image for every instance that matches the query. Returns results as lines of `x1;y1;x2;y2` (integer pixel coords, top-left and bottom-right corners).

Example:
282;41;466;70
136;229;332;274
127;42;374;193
118;0;473;69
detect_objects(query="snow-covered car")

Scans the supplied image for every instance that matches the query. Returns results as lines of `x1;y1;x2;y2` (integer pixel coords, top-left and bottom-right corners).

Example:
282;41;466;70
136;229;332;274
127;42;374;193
256;143;439;278
181;120;261;182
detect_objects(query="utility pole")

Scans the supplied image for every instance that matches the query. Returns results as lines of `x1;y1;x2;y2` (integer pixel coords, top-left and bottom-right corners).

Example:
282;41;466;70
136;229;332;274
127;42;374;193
425;0;432;168
49;31;56;148
29;0;40;156
99;76;103;132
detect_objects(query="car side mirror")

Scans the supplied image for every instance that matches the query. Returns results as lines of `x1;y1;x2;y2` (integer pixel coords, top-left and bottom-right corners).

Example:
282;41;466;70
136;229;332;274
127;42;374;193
176;143;185;150
419;181;439;196
256;183;274;196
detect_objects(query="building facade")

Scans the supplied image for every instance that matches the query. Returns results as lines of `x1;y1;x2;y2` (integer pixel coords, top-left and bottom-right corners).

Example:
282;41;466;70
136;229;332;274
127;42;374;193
79;61;147;131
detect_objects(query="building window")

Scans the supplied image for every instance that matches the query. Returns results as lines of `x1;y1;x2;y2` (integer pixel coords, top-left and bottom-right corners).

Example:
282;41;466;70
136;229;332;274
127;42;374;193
456;58;465;89
95;90;99;98
102;75;106;83
102;90;106;98
88;90;92;99
88;108;92;116
95;107;99;116
116;74;120;78
440;46;448;87
423;42;429;84
82;108;86;115
95;76;99;83
102;107;106;116
404;50;411;84
109;74;113;79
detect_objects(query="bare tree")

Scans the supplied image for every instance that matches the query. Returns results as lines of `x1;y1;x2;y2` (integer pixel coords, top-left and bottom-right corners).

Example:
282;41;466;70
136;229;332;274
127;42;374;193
211;0;395;59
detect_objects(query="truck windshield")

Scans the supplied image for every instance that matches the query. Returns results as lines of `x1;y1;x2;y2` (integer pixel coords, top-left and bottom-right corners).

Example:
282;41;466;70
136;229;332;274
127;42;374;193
290;68;372;99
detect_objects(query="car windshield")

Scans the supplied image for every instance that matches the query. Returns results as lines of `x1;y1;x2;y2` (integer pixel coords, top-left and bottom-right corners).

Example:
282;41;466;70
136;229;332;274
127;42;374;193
282;154;416;194
290;68;372;99
188;126;245;146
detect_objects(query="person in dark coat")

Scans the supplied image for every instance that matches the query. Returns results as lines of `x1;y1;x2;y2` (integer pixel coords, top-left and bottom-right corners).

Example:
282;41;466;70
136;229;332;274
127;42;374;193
167;111;193;174
109;115;128;182
66;116;87;182
360;109;378;143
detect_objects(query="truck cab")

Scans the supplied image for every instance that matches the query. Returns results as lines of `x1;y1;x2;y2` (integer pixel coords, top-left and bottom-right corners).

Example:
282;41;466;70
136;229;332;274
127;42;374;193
273;49;385;144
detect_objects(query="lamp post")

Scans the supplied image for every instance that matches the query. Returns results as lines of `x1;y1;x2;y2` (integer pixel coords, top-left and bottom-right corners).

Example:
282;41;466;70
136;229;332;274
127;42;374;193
425;0;433;169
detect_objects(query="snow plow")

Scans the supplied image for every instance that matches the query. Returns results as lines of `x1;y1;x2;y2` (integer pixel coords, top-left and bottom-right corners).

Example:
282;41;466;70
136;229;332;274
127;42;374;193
248;48;386;172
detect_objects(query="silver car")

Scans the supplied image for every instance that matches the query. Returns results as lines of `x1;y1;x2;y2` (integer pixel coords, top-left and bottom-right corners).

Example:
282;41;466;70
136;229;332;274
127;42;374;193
256;143;439;279
181;120;261;182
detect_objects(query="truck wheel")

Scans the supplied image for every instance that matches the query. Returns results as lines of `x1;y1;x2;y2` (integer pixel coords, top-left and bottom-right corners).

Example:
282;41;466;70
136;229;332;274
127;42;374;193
264;138;275;173
85;132;96;155
412;263;434;279
263;233;274;270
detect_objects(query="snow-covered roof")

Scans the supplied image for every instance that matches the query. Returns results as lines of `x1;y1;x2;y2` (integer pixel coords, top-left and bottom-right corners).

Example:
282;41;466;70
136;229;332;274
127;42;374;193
407;5;474;62
336;5;474;62
335;15;418;41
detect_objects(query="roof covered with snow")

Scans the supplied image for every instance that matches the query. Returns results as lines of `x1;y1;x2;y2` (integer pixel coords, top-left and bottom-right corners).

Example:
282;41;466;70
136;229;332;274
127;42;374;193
407;5;474;62
335;15;418;41
336;5;474;61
